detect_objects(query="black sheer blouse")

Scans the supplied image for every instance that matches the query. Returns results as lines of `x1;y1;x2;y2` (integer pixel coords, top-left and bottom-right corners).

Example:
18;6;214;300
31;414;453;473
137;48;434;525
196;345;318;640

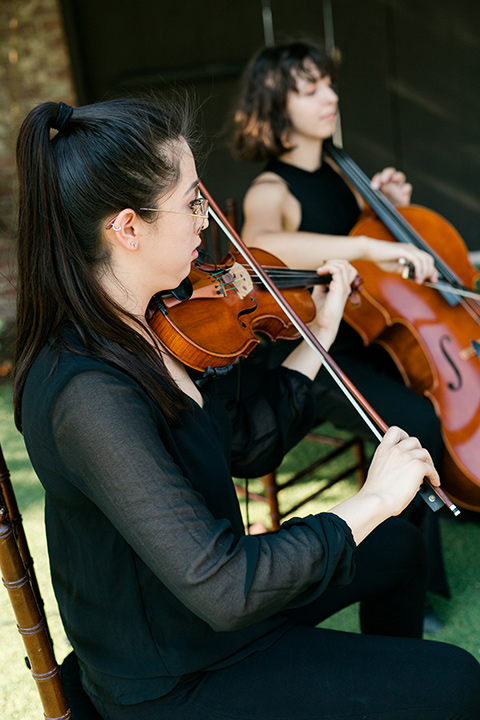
22;337;356;705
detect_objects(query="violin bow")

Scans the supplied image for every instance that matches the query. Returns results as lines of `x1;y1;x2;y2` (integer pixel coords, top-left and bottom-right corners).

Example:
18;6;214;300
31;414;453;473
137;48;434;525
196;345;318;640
199;181;459;517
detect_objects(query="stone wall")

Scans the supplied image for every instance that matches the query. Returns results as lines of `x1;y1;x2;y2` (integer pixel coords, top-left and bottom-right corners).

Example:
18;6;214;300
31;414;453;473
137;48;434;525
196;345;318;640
0;0;75;342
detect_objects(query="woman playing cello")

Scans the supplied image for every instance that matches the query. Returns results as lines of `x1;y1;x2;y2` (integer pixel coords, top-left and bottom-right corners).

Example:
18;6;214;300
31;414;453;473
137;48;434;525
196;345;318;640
232;40;449;602
13;94;480;719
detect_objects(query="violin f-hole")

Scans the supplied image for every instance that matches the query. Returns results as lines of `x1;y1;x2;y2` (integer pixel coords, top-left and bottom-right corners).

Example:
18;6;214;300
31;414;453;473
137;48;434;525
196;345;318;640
238;297;258;327
440;335;462;391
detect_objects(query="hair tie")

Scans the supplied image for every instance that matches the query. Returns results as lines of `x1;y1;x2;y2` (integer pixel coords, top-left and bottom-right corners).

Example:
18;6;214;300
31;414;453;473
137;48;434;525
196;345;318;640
52;102;74;132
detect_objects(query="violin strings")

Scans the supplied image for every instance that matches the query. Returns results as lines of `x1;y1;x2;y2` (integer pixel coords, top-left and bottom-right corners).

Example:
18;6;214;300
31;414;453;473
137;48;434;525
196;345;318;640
236;262;319;278
235;263;323;287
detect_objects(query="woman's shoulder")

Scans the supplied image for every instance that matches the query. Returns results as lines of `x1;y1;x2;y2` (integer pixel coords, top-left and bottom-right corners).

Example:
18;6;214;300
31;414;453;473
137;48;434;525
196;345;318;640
250;169;290;187
242;167;302;236
24;336;141;409
244;169;293;208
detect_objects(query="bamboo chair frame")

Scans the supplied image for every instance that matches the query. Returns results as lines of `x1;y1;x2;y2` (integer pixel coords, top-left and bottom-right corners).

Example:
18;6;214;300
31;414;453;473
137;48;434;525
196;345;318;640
0;444;72;720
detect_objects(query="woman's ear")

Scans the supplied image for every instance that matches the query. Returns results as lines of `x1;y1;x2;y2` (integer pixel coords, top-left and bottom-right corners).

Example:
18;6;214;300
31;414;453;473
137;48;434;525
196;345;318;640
104;209;142;250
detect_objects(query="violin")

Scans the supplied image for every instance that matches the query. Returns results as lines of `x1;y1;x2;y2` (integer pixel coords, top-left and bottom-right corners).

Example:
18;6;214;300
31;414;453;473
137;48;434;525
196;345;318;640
148;247;362;373
147;183;459;517
326;139;480;512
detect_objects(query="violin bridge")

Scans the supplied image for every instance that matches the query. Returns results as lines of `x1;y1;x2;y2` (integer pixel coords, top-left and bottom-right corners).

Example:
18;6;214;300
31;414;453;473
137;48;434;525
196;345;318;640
460;340;480;360
223;262;253;299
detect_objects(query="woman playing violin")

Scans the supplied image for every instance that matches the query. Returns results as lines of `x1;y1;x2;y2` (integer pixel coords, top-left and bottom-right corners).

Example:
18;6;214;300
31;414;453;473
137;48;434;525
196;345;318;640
232;40;449;600
13;96;480;719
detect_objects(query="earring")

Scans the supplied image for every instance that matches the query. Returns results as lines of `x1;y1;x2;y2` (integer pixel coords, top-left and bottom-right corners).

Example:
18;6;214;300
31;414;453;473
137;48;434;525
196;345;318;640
130;241;138;248
112;223;122;232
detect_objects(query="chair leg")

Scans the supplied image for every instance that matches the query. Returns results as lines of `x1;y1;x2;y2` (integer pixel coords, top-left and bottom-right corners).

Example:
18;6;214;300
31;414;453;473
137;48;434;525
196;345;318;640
0;447;51;644
260;471;281;530
236;431;369;532
257;434;368;531
353;438;368;486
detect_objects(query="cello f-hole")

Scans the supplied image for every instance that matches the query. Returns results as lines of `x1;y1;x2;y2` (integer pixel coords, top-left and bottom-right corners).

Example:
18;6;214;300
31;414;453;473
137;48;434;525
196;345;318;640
439;335;462;391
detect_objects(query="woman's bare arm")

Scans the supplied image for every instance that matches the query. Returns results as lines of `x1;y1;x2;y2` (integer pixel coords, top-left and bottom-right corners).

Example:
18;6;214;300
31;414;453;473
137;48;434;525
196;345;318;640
242;173;437;283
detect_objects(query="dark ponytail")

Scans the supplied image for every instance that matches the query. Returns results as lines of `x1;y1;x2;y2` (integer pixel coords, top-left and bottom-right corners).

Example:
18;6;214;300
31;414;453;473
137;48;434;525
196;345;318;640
14;96;196;431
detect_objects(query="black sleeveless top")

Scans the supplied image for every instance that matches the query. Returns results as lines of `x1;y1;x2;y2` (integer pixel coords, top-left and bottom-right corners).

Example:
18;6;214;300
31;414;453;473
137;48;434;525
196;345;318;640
265;158;360;236
263;158;362;353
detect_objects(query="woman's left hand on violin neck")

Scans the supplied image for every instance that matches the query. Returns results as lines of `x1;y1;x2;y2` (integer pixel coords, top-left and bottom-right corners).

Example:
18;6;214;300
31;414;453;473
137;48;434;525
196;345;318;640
309;260;359;344
282;260;358;381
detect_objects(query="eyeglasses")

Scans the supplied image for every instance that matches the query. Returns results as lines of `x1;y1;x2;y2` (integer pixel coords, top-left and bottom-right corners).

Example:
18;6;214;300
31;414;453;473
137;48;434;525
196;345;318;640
140;198;210;236
105;198;210;236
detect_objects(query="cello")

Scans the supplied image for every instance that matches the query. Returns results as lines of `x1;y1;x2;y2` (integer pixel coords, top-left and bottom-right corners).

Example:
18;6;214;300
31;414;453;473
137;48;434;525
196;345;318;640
325;139;480;512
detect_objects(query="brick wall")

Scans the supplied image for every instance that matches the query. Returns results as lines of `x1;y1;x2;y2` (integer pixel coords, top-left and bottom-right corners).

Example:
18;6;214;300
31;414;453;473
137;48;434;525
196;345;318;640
0;0;75;345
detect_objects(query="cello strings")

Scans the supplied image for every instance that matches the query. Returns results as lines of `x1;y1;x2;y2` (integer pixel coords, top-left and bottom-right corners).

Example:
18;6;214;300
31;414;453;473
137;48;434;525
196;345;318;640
327;141;462;285
326;141;480;317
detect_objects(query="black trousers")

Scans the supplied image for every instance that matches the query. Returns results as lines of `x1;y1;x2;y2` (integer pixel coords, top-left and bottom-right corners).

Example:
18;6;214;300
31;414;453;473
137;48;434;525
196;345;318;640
90;519;480;720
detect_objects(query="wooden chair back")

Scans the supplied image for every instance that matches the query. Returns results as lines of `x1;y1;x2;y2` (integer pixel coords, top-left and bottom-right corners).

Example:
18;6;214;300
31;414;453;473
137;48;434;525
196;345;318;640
0;444;72;719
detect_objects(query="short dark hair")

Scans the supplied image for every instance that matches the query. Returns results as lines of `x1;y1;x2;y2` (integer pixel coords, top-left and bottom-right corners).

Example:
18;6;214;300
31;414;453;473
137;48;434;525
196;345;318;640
232;41;339;163
14;95;197;430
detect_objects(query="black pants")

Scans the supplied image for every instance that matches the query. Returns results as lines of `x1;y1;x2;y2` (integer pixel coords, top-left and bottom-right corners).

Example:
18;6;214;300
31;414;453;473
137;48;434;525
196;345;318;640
313;341;443;466
90;519;480;719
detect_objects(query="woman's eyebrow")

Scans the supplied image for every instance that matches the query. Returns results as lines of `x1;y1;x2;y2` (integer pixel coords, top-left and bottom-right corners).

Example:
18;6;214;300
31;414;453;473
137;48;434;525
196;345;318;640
184;179;200;197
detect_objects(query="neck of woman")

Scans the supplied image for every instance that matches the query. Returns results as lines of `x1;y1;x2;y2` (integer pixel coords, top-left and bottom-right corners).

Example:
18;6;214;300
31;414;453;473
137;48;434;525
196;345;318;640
278;136;323;172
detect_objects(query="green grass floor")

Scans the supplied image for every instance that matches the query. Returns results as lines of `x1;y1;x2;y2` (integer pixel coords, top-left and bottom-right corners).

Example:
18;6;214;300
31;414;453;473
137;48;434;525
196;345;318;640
1;383;480;718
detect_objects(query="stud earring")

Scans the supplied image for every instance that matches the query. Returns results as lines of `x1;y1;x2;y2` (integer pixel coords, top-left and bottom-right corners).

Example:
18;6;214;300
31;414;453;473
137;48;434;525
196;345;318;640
130;241;138;248
112;223;122;232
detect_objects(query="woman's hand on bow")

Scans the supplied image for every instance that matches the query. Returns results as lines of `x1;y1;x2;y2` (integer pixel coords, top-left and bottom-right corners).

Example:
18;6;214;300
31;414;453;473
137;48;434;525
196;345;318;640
362;239;439;284
331;426;440;544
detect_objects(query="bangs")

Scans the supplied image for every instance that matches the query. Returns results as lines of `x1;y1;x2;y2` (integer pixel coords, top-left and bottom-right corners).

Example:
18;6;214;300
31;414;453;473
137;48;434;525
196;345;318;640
281;43;338;89
291;60;325;88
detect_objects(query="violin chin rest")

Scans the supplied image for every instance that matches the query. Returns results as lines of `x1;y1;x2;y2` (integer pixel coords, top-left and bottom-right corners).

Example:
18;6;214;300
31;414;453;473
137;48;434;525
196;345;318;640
170;277;193;302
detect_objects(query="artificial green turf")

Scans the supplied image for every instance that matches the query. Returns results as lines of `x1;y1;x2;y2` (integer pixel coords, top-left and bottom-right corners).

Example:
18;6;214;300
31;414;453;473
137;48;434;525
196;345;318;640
0;383;479;719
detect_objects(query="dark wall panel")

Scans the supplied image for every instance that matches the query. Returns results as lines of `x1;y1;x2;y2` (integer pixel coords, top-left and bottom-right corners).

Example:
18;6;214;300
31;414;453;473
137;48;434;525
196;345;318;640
60;0;327;227
60;0;480;250
333;0;480;249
